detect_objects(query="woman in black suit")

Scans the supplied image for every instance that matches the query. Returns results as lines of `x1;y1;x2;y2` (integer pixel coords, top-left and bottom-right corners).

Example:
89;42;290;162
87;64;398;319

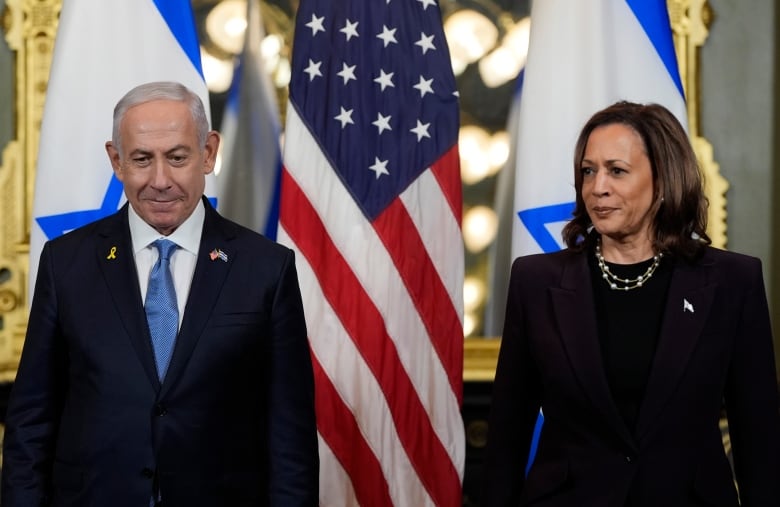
482;101;780;506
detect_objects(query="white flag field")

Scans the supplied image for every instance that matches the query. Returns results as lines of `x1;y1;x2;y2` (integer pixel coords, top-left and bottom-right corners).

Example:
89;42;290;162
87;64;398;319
29;0;214;301
486;0;687;334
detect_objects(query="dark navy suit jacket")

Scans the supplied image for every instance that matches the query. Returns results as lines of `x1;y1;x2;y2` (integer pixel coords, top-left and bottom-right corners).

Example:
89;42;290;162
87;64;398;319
483;247;780;506
2;198;319;506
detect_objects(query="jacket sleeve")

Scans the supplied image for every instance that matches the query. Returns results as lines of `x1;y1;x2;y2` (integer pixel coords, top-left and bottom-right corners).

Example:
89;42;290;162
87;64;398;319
266;249;319;506
482;257;544;506
723;257;780;506
2;242;67;506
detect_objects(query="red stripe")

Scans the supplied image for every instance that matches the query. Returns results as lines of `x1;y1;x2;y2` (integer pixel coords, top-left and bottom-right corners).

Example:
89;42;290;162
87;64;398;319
280;169;462;506
373;198;464;405
310;351;393;507
430;145;462;226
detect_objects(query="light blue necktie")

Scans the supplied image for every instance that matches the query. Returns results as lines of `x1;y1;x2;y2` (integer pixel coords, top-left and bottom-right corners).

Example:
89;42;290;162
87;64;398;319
145;239;179;381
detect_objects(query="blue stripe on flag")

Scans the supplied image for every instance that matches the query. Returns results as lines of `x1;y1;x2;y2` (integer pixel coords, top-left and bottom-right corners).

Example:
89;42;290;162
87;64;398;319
152;0;205;78
625;0;685;98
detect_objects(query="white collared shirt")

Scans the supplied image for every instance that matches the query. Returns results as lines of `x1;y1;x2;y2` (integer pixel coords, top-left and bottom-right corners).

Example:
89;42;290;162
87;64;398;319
129;200;205;329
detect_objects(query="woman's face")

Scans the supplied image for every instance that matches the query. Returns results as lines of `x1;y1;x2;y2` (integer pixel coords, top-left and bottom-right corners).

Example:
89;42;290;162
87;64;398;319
580;123;655;245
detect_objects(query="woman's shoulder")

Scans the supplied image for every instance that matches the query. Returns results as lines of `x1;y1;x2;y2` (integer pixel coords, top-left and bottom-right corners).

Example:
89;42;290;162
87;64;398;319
511;248;582;277
697;245;762;270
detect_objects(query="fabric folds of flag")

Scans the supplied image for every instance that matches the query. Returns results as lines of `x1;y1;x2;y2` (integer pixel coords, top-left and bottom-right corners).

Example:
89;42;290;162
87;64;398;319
216;0;282;239
278;0;465;505
29;0;213;301
509;0;687;261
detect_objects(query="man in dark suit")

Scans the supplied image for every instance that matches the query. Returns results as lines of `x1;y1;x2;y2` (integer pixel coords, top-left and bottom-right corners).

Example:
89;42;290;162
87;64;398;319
1;81;319;506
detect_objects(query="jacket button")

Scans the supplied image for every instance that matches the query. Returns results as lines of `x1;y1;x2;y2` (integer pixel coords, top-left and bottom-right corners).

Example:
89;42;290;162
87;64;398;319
141;467;154;479
154;403;167;416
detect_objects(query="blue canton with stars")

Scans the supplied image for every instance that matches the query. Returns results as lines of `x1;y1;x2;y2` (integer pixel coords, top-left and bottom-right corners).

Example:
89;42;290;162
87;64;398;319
289;0;459;221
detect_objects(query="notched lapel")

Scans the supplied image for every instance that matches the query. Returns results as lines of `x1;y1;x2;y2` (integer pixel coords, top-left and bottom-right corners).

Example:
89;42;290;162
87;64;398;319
160;211;236;396
551;255;635;449
636;261;715;440
96;211;160;388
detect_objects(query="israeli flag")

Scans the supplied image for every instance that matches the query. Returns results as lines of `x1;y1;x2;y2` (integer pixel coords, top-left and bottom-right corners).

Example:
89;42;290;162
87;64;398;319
511;0;686;259
29;0;214;302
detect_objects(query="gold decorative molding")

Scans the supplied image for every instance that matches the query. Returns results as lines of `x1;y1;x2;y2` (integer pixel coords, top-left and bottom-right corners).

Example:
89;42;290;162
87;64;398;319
668;0;728;248
463;338;501;382
0;0;61;381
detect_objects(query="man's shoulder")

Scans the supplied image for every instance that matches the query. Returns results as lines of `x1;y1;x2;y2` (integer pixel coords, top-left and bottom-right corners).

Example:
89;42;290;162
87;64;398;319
210;212;292;259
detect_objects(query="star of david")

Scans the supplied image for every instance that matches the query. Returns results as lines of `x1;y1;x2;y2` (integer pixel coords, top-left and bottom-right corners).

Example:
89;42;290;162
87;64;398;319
35;175;217;240
517;201;576;253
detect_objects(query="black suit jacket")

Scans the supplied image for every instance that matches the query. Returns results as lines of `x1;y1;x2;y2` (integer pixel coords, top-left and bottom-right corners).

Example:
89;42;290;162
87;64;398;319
483;247;780;507
2;199;319;506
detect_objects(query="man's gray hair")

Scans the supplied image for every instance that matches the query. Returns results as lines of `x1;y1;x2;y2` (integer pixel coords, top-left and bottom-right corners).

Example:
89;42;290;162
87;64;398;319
111;81;209;156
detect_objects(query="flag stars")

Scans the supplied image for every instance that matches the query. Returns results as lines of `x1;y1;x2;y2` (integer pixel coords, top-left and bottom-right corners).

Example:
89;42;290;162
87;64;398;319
410;120;431;141
372;113;392;135
304;59;323;81
337;62;357;84
416;0;437;10
376;25;398;47
369;157;390;179
374;69;395;91
413;75;434;97
306;13;325;36
340;19;359;41
415;33;436;55
334;107;355;128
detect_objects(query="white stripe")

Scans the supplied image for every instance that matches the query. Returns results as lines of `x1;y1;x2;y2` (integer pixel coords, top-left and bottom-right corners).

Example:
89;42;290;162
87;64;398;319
277;227;434;507
399;170;465;318
511;0;687;258
283;105;465;472
317;433;360;507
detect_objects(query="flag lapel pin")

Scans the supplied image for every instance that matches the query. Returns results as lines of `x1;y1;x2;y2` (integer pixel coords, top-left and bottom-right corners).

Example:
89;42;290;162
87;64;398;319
209;248;228;262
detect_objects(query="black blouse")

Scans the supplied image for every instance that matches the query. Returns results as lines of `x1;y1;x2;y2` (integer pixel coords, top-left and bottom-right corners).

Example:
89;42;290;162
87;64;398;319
588;246;673;433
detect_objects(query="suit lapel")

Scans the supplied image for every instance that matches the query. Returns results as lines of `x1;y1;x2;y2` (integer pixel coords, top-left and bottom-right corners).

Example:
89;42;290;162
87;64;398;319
551;252;636;449
96;205;161;388
160;202;237;397
636;257;715;440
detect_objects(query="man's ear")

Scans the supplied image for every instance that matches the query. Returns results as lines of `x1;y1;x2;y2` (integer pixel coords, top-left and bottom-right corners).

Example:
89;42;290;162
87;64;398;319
105;141;124;180
203;131;220;175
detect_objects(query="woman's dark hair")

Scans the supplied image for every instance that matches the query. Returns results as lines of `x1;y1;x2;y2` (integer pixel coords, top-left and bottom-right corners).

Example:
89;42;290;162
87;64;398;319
561;101;710;260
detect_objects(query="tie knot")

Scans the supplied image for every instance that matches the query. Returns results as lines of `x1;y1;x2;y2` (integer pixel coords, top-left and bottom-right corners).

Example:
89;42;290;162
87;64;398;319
153;239;178;261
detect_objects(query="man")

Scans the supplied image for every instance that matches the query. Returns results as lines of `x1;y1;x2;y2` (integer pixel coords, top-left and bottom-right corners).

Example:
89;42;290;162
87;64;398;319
2;81;319;506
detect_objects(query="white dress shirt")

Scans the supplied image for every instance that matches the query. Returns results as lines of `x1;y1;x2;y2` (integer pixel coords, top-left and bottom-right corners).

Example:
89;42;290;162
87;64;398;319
129;200;205;329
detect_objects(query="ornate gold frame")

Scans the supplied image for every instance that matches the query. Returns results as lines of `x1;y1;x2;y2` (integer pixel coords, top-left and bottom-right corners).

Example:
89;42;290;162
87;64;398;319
0;0;726;382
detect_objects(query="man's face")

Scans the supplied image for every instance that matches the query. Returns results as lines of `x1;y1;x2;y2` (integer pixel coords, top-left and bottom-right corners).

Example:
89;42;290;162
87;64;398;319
106;99;218;235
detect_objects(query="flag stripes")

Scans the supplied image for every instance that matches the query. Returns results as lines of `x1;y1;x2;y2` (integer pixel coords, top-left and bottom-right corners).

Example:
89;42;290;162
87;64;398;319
310;354;394;506
280;0;465;501
279;162;461;506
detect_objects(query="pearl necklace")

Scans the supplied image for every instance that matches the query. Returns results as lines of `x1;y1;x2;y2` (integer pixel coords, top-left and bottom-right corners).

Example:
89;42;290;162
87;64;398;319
595;240;662;291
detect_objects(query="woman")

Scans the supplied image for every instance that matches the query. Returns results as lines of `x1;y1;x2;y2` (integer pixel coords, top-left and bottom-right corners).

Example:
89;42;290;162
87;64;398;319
482;101;780;506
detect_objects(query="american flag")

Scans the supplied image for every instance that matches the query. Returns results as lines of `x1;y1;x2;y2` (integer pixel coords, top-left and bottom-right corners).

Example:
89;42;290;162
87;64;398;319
278;0;465;504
